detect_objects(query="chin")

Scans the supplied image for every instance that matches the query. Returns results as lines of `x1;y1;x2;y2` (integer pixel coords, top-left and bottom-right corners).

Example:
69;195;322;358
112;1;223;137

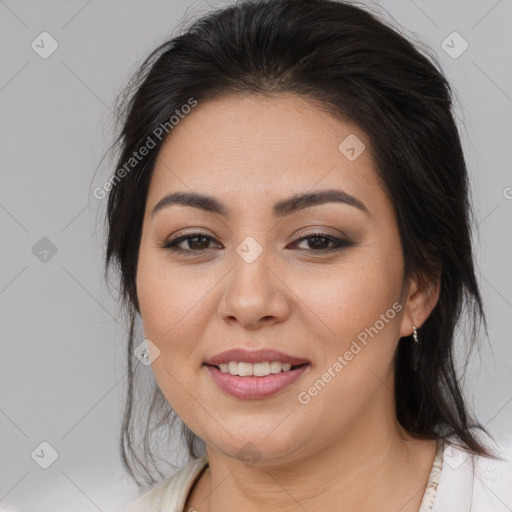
206;429;309;466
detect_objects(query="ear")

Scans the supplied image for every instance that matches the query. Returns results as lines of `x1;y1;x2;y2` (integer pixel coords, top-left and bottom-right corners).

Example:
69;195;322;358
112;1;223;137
399;274;440;338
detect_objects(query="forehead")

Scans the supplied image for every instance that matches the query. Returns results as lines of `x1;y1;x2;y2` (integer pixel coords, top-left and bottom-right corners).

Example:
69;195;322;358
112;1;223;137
147;92;385;217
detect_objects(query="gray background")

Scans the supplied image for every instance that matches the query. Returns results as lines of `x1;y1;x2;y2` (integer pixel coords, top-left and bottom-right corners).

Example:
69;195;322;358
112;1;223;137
1;0;511;510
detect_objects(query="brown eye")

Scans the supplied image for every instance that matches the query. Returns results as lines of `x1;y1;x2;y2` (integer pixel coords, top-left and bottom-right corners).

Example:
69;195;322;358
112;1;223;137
292;233;353;253
162;231;352;256
163;232;219;254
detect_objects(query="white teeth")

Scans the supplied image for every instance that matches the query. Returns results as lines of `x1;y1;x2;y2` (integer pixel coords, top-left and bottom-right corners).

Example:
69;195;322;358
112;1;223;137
253;362;270;376
270;361;283;373
238;362;253;377
219;361;296;376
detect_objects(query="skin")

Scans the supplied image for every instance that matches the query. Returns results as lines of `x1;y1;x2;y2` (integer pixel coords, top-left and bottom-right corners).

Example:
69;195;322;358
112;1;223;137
136;92;441;512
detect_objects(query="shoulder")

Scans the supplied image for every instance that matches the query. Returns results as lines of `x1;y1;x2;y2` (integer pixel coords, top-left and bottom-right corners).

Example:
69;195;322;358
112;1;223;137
433;433;512;512
121;455;209;512
472;434;512;510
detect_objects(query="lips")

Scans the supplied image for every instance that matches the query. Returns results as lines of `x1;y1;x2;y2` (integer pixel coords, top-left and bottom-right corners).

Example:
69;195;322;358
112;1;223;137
205;364;310;399
204;347;310;367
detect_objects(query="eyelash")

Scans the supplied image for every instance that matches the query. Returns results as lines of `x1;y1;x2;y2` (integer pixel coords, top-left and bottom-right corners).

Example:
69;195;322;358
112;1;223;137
162;231;352;256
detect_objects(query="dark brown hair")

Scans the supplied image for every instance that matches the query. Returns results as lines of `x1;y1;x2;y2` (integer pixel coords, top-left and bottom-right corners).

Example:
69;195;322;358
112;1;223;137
101;0;499;488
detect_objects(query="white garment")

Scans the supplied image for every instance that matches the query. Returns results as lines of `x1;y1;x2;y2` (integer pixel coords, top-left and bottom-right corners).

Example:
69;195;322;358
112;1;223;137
122;434;512;512
432;434;512;512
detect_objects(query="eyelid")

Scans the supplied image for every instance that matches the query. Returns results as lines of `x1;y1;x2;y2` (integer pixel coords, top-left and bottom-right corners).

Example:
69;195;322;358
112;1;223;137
161;229;352;255
294;226;348;239
165;225;347;243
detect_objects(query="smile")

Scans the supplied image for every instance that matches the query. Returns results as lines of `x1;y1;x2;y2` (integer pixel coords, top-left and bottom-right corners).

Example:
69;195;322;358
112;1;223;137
204;363;310;399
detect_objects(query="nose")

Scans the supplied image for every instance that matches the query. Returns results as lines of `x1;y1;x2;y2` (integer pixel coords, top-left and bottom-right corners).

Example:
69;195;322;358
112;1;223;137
217;248;291;330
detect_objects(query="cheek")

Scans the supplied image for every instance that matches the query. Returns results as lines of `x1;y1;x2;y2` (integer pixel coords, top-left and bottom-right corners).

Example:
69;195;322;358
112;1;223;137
293;248;403;343
136;248;213;367
137;244;201;330
292;263;403;427
293;252;404;416
136;250;209;418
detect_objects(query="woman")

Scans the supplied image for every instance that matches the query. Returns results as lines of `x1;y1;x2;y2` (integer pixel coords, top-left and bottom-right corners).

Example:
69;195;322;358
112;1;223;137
103;0;512;510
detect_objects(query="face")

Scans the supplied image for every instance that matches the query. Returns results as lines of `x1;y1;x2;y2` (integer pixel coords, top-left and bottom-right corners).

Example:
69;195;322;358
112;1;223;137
136;92;419;466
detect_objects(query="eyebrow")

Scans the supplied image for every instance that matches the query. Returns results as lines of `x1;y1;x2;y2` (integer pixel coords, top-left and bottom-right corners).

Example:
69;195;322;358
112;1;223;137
151;188;369;219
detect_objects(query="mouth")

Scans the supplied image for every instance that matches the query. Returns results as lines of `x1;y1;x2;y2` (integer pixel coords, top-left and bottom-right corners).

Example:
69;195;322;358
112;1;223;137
204;347;310;370
202;348;311;398
203;362;311;400
203;362;309;375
